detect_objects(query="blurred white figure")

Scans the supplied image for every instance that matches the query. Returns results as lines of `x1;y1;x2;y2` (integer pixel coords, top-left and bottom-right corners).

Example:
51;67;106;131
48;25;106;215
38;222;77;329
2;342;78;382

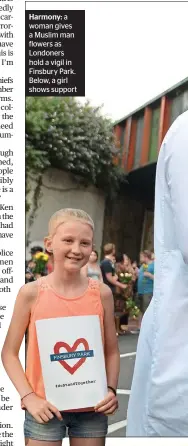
127;110;188;437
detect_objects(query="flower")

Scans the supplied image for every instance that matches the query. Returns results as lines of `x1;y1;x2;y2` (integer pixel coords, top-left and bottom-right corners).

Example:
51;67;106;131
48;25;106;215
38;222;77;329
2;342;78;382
34;252;49;261
42;254;49;262
34;252;44;260
119;272;132;284
33;252;49;275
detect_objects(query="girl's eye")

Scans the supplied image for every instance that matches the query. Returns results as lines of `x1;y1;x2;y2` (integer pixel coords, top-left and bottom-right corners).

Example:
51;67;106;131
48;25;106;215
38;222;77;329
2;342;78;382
63;239;72;243
81;242;90;246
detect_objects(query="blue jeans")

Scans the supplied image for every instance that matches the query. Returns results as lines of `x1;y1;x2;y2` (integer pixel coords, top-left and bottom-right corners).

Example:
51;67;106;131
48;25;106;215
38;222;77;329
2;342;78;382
24;410;108;441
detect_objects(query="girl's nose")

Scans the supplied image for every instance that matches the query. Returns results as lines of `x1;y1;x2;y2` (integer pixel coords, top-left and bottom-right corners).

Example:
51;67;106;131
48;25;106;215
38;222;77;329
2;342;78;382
71;242;81;255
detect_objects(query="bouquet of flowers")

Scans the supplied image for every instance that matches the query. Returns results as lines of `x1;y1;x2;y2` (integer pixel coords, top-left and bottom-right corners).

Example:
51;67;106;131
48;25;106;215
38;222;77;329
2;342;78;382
126;298;140;319
33;252;49;275
119;272;132;284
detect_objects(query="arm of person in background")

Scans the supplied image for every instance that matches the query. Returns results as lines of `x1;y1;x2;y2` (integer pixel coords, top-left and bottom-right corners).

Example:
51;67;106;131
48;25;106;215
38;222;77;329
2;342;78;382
143;271;154;280
166;113;188;264
102;260;127;289
1;281;62;424
95;284;119;415
136;267;139;278
131;267;137;282
105;272;127;290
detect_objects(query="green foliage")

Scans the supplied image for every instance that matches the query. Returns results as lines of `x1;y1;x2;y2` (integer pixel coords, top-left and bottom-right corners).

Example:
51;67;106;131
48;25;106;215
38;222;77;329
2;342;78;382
26;97;124;210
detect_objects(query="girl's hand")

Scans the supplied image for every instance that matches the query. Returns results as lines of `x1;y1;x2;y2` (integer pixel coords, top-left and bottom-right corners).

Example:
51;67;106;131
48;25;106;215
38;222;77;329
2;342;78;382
22;392;63;423
94;389;118;415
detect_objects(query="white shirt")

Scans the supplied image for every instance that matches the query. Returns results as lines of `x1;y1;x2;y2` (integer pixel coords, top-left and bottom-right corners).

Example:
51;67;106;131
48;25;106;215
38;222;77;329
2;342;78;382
127;110;188;436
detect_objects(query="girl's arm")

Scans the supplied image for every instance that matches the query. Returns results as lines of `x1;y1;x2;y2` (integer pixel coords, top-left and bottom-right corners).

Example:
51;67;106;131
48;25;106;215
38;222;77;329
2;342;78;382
1;281;37;398
95;283;119;415
1;281;62;423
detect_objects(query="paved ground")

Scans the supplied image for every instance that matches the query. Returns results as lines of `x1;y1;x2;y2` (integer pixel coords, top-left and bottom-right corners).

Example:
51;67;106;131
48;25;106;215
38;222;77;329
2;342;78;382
107;333;138;437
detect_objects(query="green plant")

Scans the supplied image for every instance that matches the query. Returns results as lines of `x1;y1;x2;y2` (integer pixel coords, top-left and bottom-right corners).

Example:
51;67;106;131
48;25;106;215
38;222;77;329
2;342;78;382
26;97;125;211
126;299;140;319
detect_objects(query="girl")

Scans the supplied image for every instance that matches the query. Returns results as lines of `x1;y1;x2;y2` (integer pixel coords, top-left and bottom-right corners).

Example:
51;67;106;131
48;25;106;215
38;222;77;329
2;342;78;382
82;250;103;282
2;208;119;446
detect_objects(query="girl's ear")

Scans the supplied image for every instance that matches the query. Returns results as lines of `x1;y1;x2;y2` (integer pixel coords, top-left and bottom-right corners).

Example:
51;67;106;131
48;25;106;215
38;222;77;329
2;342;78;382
44;236;53;253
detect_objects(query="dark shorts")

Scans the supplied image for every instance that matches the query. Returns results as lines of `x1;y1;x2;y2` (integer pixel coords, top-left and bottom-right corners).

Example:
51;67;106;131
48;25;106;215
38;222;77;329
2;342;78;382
24;410;108;441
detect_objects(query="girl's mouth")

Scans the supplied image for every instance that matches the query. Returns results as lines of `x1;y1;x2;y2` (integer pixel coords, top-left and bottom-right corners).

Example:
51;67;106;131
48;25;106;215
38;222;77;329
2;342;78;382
66;256;82;261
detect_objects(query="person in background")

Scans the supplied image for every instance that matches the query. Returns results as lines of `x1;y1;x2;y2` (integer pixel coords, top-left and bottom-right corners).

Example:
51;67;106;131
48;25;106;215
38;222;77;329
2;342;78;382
112;254;116;264
137;251;145;313
100;244;127;335
26;246;44;273
123;254;135;298
132;260;139;278
82;250;103;281
142;250;154;314
100;244;126;293
26;259;36;274
114;253;129;335
132;260;139;301
30;246;43;257
151;252;155;261
123;254;134;274
120;254;135;332
139;251;145;267
25;266;34;284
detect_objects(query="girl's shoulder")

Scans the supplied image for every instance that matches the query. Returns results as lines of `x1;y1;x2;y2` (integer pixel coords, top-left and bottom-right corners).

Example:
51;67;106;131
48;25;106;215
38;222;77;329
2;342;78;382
19;278;40;304
99;282;113;306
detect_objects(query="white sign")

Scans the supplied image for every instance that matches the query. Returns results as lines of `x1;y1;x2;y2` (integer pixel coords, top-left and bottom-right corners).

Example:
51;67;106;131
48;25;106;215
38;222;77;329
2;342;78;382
36;315;107;411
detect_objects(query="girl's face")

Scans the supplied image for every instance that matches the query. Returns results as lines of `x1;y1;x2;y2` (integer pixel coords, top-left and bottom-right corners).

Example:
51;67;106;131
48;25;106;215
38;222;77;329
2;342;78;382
47;220;93;272
89;251;98;263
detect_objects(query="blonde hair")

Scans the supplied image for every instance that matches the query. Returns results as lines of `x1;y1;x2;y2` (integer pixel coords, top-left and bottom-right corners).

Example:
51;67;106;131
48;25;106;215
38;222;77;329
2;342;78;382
48;208;94;237
103;243;115;255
